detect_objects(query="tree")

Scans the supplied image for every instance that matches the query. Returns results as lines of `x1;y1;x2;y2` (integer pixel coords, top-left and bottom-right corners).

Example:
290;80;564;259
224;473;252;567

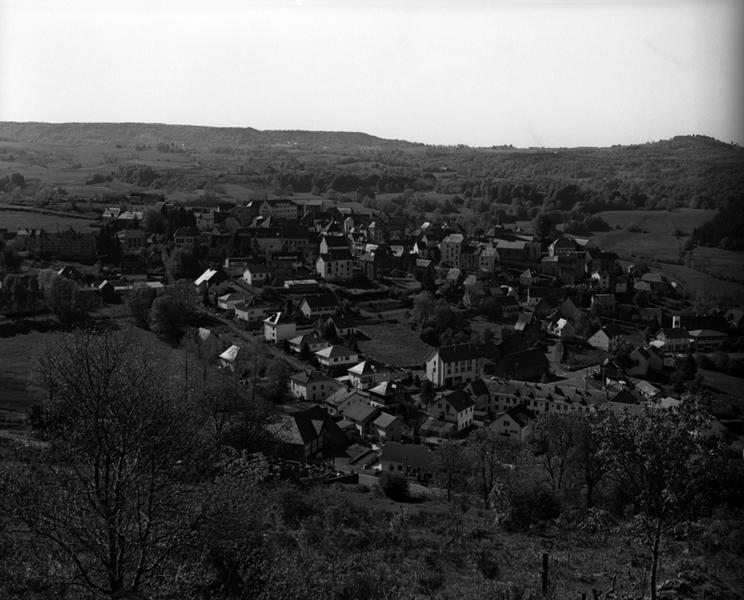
379;471;409;501
126;284;156;329
149;295;185;343
530;413;579;493
573;412;609;508
598;403;726;600
467;428;522;507
44;274;86;321
432;440;467;502
531;212;553;238
6;329;206;598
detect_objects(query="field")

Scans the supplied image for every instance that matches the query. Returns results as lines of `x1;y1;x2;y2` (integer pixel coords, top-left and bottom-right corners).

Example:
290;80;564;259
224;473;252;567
357;322;433;368
585;209;744;300
0;316;187;419
0;208;98;231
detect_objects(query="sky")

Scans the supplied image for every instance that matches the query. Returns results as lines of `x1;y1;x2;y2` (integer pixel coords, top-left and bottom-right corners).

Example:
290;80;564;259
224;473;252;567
0;0;741;147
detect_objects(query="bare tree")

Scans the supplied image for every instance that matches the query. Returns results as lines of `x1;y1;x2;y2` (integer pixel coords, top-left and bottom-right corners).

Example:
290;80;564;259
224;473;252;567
6;329;207;599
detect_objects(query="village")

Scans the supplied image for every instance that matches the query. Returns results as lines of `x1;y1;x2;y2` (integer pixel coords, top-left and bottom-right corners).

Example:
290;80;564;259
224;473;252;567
1;194;743;484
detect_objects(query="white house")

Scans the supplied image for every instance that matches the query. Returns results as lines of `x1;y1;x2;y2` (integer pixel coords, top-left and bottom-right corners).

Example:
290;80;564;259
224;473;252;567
290;370;335;402
433;389;475;431
314;345;360;370
425;343;483;388
263;312;296;343
234;298;270;324
299;294;339;319
217;292;247;314
243;264;272;286
316;248;354;281
688;329;727;352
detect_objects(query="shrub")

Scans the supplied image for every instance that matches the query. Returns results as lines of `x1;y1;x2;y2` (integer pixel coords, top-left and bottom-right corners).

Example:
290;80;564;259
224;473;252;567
379;471;409;501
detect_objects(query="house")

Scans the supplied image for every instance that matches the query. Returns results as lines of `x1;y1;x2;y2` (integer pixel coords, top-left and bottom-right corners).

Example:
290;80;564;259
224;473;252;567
118;229;146;252
218;345;241;371
591;270;611;292
283;279;321;294
590;293;616;314
316;248;354;281
490;405;534;441
217;292;247;314
495;239;541;263
547;318;575;339
380;442;433;483
587;324;627;352
372;412;402;443
368;381;405;409
688;329;727;352
263;312;297;343
234;297;271;324
325;315;360;338
347;360;389;390
267;406;344;461
314;345;360;371
259;199;298;221
424;343;483;388
173;226;200;248
288;333;329;355
290;370;335;402
194;268;227;290
487;295;521;320
299;294;339;319
324;388;369;418
342;400;380;437
439;233;464;267
655;327;690;353
223;257;251;277
433;389;475;431
493;349;550;380
242;263;272;286
519;268;536;287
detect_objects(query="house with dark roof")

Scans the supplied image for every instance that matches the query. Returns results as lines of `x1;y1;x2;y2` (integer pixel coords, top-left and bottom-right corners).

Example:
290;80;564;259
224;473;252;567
655;327;690;353
372;412;402;443
173;226;200;248
493;349;550;381
490;405;535;441
433;389;475;431
290;370;336;402
424;343;483;387
242;263;272;286
299;294;339;319
380;442;433;483
267;405;345;461
288;333;329;355
587;323;627;352
314;345;360;372
688;329;727;352
316;248;354;281
342;399;381;437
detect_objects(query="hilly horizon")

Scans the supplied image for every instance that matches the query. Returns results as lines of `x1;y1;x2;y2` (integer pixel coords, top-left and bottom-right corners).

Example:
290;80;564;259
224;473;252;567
0;120;740;154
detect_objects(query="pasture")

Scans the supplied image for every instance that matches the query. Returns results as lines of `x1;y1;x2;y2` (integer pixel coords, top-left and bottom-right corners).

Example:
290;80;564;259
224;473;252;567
0;208;98;231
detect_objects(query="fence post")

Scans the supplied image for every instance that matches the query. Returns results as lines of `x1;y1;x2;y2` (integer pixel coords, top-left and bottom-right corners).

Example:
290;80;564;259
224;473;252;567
541;552;549;596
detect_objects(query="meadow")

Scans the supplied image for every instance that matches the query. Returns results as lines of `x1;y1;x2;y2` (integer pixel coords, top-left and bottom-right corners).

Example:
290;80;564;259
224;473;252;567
0;208;98;231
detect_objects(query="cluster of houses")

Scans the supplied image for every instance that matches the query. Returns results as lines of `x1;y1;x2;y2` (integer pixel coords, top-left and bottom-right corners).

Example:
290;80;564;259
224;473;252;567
3;194;743;481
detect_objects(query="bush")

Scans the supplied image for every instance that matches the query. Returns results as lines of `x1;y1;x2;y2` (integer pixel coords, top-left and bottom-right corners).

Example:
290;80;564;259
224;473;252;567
501;484;561;531
379;471;409;501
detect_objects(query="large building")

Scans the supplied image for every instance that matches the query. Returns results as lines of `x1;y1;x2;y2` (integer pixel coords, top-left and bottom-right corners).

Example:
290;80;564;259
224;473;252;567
425;343;483;388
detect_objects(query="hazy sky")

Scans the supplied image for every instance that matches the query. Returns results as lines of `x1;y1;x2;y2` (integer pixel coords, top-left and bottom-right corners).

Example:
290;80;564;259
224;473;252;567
0;0;741;147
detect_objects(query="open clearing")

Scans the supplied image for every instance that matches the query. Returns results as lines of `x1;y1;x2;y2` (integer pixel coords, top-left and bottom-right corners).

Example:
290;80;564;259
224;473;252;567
357;322;433;368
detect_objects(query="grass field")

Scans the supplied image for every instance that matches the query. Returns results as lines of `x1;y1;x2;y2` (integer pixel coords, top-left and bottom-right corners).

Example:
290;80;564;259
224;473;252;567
0;318;187;418
0;209;98;231
357;322;433;368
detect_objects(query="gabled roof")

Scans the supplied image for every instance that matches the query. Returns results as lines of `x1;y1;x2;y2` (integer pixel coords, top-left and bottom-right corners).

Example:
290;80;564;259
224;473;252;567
348;360;383;376
373;412;398;429
290;370;332;385
443;389;474;412
301;293;339;309
195;268;219;286
343;400;379;423
219;345;240;362
315;344;356;359
425;343;482;363
658;327;689;338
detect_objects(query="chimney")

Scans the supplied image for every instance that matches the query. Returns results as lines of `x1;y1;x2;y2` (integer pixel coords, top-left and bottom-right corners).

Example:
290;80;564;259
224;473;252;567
672;315;681;329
